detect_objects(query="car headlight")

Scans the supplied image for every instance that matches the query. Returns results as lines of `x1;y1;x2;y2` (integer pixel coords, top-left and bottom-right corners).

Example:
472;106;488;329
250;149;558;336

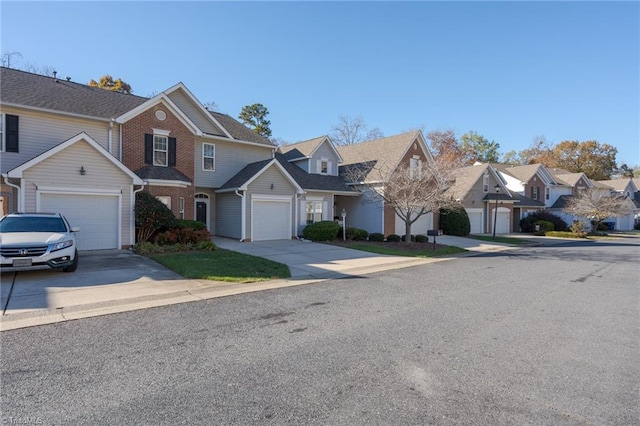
50;239;74;252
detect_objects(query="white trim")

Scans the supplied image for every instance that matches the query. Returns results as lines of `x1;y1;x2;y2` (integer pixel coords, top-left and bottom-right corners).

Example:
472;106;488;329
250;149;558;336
303;189;360;196
36;185;122;195
200;133;275;149
145;179;191;188
6;132;144;184
0;102;112;123
115;95;201;136
163;82;234;139
152;128;171;136
36;189;122;249
251;195;292;241
202;142;215;172
241;159;304;193
194;193;211;231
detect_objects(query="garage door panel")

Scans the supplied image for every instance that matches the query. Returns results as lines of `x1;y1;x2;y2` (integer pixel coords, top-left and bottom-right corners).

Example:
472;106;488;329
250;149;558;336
467;211;483;234
496;210;510;234
41;193;119;250
253;200;291;241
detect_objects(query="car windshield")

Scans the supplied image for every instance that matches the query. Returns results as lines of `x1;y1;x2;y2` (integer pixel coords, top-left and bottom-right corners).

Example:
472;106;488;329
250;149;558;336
0;217;68;233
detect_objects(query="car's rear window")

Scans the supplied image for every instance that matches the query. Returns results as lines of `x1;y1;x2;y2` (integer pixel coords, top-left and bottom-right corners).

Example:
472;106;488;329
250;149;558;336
0;217;68;233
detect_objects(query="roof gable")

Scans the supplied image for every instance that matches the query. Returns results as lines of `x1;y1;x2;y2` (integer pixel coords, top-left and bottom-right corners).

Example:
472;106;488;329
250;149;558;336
217;158;303;193
6;132;143;184
280;136;343;163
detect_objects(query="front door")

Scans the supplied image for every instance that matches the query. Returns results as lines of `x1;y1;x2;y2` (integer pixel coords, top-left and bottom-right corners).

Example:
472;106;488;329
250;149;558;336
196;201;207;224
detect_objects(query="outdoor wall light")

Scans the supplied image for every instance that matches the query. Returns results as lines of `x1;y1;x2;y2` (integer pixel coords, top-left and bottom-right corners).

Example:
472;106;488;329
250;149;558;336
79;166;86;176
270;183;274;190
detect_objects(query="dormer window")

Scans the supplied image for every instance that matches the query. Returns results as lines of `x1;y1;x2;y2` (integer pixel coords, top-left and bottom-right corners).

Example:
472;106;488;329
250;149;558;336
483;173;489;193
321;160;328;174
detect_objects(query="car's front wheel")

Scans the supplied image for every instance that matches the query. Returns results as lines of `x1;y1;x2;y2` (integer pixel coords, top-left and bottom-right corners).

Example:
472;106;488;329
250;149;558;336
62;250;79;272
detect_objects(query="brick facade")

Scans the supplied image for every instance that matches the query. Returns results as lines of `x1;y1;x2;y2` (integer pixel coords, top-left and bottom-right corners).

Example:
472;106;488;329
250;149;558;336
122;103;196;220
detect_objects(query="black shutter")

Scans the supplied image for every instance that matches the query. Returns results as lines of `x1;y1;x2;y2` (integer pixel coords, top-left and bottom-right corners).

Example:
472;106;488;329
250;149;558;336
144;134;153;164
5;114;19;153
168;137;176;167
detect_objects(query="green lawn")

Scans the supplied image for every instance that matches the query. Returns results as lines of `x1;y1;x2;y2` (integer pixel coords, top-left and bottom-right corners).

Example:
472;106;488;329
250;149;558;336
333;242;467;258
467;235;532;245
151;249;290;283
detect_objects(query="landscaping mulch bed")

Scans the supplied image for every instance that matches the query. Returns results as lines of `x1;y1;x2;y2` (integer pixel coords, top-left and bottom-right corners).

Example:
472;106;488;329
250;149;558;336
329;239;449;252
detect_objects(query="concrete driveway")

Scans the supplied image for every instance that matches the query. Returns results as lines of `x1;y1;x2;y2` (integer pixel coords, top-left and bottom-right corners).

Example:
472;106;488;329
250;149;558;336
213;237;432;278
1;250;185;317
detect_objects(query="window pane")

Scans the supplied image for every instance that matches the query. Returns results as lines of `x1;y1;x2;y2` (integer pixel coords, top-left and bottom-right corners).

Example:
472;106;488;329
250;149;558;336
204;158;214;170
204;144;214;157
154;152;167;166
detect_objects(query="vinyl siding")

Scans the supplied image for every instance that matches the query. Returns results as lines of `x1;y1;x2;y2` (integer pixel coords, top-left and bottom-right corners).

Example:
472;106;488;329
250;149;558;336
166;90;225;136
215;192;241;239
245;165;296;240
21;139;133;246
290;159;309;173
335;187;383;234
309;141;339;176
0;106;117;173
195;138;273;188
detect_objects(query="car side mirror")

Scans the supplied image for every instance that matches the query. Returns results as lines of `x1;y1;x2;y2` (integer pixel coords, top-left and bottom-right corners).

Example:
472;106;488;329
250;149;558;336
71;226;80;232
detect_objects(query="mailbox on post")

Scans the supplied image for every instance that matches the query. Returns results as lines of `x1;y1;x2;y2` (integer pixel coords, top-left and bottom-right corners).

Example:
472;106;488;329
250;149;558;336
427;230;438;251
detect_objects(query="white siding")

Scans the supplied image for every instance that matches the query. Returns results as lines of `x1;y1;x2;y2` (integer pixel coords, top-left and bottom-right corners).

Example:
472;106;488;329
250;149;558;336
21;139;134;247
0;106;116;173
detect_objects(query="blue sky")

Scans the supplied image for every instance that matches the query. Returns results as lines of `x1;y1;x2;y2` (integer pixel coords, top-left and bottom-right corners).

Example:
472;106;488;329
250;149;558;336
2;1;638;166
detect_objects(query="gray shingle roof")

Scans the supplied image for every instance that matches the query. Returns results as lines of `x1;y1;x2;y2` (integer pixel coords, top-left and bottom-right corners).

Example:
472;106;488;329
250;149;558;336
134;165;192;183
1;67;148;118
550;195;572;209
209;111;275;146
218;154;358;194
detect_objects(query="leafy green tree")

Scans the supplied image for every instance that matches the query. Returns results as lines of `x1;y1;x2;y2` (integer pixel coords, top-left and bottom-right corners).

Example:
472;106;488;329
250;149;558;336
460;131;500;163
238;103;272;138
134;191;176;243
89;75;132;94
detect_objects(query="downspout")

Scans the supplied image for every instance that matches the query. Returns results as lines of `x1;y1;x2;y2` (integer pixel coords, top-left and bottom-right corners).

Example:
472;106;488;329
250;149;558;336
235;189;246;242
108;119;114;154
132;183;147;247
119;124;123;161
3;175;21;211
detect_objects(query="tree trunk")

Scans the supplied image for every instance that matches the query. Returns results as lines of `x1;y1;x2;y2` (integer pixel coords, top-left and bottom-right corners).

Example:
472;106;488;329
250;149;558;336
405;219;412;244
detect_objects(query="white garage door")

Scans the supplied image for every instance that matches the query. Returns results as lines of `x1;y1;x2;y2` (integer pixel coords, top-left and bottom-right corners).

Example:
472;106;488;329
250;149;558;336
252;200;291;241
496;209;510;234
41;193;119;250
467;210;483;234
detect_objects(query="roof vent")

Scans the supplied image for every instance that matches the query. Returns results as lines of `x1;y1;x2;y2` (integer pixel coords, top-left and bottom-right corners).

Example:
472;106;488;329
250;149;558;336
52;70;58;82
66;76;71;81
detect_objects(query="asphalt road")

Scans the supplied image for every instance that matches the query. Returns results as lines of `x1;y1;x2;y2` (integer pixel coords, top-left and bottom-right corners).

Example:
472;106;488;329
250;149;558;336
2;238;638;425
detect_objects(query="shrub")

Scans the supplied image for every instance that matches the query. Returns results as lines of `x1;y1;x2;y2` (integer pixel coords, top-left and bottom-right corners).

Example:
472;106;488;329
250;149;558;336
175;219;207;231
401;234;416;242
197;240;217;251
546;231;587;239
155;227;211;246
533;220;554;235
346;227;369;241
303;220;340;241
440;207;471;236
368;232;385;242
135;191;176;243
386;234;401;242
414;234;429;243
520;210;568;233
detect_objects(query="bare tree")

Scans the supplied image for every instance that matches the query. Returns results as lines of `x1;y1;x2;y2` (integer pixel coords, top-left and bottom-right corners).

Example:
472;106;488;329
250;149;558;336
563;189;631;232
344;159;457;242
1;51;22;67
330;115;383;146
203;101;219;112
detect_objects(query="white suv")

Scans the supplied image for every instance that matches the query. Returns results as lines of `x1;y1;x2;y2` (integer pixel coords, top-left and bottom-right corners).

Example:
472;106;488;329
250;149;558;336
0;212;79;272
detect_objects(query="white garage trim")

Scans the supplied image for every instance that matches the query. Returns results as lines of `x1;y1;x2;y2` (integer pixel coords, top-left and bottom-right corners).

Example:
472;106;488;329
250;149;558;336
251;194;292;241
466;208;484;234
36;188;122;249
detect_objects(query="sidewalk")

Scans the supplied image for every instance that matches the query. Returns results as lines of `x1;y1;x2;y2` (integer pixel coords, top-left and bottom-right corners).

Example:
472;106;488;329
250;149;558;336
1;236;518;332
